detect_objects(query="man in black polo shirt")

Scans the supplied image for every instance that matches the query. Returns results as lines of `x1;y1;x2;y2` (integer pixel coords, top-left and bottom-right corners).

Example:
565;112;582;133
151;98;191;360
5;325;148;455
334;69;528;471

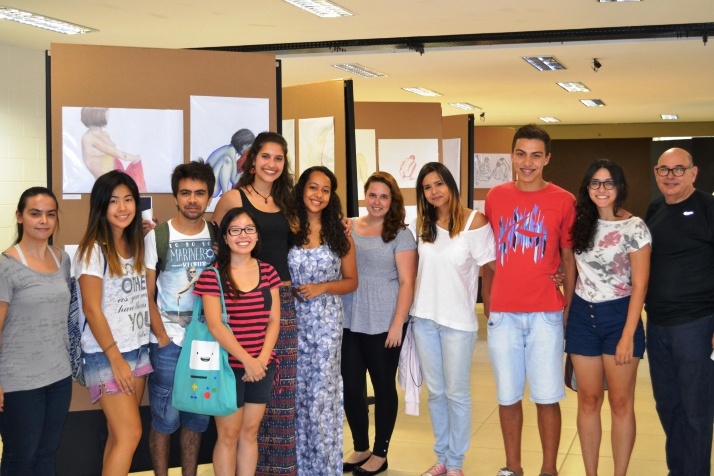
645;147;714;476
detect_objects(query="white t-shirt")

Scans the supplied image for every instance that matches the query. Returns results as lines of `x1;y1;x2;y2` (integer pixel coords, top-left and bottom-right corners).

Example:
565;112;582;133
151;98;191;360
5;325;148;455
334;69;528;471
74;243;150;353
410;212;496;332
144;219;215;346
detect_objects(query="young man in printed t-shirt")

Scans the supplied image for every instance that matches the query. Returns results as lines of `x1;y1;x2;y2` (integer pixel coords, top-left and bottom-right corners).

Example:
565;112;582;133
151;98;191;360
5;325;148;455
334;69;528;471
144;161;216;476
482;124;576;476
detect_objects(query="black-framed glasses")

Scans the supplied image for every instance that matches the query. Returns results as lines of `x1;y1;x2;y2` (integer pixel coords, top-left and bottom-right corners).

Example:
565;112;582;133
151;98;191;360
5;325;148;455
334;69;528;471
655;165;693;177
588;180;615;190
227;226;257;236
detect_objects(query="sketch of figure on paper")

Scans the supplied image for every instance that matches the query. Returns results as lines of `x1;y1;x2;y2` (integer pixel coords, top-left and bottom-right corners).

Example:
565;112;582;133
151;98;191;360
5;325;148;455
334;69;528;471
298;117;335;175
473;153;512;188
474;155;492;185
80;107;147;192
399;154;417;181
203;128;256;197
492;157;511;182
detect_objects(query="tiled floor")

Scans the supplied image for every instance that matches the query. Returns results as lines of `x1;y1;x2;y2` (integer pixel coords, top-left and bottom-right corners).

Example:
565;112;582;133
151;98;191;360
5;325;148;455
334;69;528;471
2;307;703;475
130;307;712;475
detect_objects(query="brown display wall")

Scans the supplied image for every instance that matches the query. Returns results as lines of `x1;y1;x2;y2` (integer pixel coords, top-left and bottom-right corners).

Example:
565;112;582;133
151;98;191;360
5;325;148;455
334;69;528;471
50;43;278;243
282;79;351;211
473;126;515;203
354;102;443;208
442;114;473;206
548;138;652;219
48;43;279;476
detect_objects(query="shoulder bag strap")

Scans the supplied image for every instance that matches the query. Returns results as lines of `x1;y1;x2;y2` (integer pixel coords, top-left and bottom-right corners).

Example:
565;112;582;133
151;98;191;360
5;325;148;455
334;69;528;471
206;266;229;324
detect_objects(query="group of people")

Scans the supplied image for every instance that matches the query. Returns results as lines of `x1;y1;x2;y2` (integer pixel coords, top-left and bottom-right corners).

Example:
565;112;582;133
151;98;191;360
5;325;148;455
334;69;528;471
0;125;711;476
478;126;713;476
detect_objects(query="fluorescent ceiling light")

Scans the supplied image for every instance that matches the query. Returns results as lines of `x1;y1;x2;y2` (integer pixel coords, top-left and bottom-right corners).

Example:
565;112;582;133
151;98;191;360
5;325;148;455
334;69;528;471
660;114;679;120
580;99;606;107
0;7;97;34
282;0;354;17
449;102;480;111
539;117;561;123
523;56;566;71
557;82;590;93
598;0;642;3
402;87;442;97
653;136;692;141
332;63;385;78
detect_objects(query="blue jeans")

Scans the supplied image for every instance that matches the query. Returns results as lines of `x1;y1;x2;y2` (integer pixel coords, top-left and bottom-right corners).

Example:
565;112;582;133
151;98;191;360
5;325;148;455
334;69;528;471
412;317;476;470
148;342;209;434
646;315;714;476
0;376;72;476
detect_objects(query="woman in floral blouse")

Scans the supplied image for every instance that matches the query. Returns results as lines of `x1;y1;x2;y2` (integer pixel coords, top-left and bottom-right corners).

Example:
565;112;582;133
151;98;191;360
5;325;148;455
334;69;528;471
567;159;651;476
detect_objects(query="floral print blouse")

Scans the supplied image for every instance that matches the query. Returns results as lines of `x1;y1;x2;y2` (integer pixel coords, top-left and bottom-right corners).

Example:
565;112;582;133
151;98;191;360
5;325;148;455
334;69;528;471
574;217;651;303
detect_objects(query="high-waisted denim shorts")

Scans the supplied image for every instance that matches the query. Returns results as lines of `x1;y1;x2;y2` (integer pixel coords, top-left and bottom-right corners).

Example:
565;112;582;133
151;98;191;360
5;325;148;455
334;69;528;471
83;344;153;403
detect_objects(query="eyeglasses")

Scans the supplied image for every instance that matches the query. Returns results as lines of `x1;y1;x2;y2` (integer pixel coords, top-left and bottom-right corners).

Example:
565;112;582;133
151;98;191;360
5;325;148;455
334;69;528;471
588;180;615;190
227;226;257;236
655;165;693;177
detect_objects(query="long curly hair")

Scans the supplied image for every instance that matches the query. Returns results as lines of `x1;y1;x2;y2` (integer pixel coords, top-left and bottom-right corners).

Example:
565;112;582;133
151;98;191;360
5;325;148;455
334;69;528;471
364;171;407;243
571;159;628;254
415;162;463;243
293;166;350;258
213;207;261;302
77;170;145;277
236;131;298;232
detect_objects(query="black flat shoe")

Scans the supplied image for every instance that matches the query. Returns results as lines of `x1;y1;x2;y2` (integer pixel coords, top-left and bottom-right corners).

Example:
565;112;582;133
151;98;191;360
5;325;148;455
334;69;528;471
352;459;388;476
343;455;371;473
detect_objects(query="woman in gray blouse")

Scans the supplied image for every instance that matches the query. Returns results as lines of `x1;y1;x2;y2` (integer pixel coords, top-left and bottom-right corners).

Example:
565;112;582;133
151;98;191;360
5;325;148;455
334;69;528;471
0;187;72;475
341;172;417;476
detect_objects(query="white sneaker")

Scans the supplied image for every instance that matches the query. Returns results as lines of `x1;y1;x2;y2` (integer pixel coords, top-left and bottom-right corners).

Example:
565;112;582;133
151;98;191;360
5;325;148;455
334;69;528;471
497;468;524;476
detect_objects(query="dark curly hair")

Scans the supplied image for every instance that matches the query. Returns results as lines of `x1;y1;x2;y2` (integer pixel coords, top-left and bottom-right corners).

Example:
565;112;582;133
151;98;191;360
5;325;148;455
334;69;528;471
237;131;298;232
293;166;350;258
214;207;261;302
571;159;628;254
364;171;407;243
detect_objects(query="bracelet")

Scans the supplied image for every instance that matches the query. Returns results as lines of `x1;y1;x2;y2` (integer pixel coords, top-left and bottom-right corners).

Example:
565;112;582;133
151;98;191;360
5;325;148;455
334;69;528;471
103;340;118;353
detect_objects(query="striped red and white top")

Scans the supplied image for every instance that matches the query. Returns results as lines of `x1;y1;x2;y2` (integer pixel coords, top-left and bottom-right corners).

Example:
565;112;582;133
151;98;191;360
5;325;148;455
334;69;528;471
194;262;281;369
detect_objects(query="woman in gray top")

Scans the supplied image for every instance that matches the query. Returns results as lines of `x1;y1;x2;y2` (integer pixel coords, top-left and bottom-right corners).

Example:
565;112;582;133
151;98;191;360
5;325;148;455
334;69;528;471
341;172;417;476
0;187;72;475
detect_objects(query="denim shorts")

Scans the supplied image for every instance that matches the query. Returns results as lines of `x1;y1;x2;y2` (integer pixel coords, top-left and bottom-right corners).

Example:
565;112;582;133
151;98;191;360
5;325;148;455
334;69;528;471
148;342;210;434
232;364;276;408
83;344;153;403
487;311;565;405
565;294;646;358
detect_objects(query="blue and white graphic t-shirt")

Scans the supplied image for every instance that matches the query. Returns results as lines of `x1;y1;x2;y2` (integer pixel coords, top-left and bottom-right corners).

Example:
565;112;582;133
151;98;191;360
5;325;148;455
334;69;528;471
145;219;215;346
74;243;150;354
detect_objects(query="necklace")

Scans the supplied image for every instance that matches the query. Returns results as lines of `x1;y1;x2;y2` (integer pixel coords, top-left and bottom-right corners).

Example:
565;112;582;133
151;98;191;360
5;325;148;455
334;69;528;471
250;185;272;204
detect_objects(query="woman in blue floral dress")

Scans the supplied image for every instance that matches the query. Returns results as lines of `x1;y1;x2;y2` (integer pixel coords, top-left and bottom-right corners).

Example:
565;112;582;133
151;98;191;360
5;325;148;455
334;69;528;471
289;166;357;476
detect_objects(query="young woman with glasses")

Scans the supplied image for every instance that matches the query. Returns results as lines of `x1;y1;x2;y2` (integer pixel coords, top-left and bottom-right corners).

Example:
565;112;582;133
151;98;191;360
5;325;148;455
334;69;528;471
567;159;651;476
194;207;281;476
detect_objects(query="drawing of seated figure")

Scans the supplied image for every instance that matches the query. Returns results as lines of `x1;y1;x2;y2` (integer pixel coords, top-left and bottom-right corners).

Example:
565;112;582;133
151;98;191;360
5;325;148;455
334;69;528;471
492;157;511;182
80;107;146;192
400;154;417;180
475;156;492;184
205;128;255;197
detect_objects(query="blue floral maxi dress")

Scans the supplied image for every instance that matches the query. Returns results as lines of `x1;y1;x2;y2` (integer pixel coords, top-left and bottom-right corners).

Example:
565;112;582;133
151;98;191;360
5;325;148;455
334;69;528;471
289;244;345;476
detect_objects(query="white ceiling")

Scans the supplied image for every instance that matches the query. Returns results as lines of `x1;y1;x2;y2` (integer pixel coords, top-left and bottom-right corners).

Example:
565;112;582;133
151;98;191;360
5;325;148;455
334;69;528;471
1;0;713;126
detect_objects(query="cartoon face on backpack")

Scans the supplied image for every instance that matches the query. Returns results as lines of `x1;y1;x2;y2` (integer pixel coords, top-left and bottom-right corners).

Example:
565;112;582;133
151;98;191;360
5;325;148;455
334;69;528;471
189;340;221;371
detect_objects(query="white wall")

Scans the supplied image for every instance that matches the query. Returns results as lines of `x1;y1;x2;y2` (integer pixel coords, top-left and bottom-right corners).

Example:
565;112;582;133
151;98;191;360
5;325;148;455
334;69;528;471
0;42;48;249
